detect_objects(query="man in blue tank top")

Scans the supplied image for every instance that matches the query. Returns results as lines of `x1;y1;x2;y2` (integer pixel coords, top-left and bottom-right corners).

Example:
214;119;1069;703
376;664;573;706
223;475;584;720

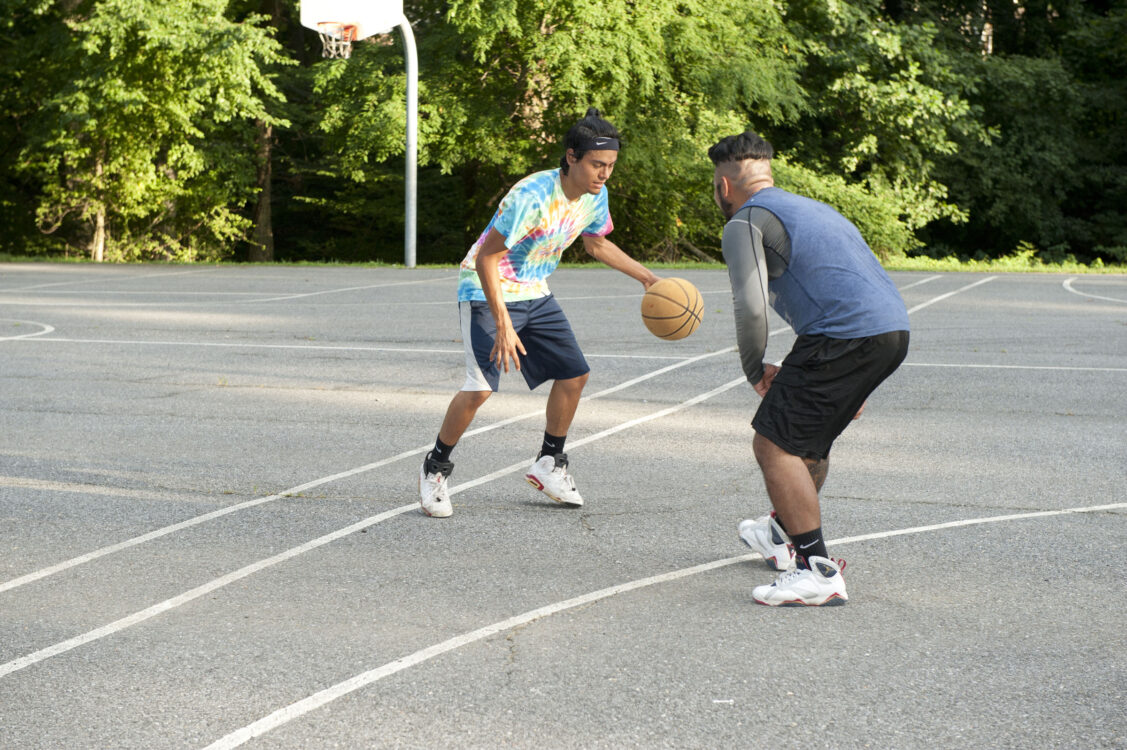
709;131;910;607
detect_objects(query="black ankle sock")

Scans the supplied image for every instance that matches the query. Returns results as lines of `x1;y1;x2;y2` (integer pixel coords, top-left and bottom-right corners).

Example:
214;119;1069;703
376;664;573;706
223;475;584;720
430;437;454;464
538;432;566;459
790;528;827;567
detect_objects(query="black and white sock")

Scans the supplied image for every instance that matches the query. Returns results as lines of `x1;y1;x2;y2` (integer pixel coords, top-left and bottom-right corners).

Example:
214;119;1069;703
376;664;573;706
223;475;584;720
429;436;454;464
538;432;566;459
790;527;827;567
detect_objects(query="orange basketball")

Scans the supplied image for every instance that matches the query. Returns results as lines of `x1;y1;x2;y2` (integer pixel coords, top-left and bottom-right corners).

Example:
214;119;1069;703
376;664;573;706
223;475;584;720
641;277;704;340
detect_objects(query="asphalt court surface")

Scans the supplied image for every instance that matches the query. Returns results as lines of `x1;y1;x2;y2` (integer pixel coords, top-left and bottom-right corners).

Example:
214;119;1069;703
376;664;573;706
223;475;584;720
0;264;1124;749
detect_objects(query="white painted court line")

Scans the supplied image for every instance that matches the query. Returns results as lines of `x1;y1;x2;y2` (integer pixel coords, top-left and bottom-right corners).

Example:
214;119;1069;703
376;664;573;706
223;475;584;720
905;276;996;314
1063;276;1127;304
201;501;1127;750
903;362;1127;374
0;345;737;595
896;274;942;291
0;276;458;308
238;276;459;303
15;336;689;360
0;369;748;679
0;267;216;292
0;319;55;340
0;277;986;675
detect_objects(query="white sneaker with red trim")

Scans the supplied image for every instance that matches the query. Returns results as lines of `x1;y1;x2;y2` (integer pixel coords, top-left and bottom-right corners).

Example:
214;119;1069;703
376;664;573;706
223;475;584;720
525;453;583;507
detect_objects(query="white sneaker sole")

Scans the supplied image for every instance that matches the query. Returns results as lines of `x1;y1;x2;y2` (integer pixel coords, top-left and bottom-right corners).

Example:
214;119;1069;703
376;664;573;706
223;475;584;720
752;592;847;607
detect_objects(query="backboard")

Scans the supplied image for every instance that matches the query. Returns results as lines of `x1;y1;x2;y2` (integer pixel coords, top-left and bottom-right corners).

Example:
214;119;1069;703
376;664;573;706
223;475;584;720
299;0;405;41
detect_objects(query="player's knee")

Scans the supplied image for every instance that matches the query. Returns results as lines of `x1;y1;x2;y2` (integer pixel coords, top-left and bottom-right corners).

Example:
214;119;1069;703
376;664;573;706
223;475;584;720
560;372;589;392
458;389;492;410
752;432;783;466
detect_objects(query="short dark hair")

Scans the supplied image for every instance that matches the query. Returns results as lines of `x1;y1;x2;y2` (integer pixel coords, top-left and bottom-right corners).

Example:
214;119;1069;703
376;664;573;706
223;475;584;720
560;108;622;175
708;131;774;165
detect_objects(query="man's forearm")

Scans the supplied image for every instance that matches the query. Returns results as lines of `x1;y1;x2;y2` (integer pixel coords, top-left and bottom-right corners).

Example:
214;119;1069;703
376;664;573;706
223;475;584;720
583;236;659;287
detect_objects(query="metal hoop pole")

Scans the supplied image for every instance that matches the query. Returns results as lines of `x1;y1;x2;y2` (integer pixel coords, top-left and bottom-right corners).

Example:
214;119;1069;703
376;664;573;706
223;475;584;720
399;19;418;268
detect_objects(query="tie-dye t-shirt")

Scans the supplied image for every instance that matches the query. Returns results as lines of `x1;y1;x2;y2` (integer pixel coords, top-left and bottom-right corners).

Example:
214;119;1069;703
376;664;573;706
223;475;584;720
457;169;613;302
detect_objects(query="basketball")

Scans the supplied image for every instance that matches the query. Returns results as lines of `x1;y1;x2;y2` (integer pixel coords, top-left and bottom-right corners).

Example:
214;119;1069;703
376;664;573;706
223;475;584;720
640;277;704;340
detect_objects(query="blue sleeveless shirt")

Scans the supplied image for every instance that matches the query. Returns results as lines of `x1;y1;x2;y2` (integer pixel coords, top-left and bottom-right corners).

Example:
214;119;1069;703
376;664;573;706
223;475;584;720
742;187;909;338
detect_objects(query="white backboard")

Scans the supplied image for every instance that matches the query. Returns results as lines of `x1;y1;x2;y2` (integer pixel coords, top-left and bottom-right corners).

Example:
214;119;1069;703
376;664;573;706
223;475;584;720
300;0;405;39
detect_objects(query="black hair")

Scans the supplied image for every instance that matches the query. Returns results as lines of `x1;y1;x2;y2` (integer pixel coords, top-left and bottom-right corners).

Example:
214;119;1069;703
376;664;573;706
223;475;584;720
707;131;774;165
560;107;622;175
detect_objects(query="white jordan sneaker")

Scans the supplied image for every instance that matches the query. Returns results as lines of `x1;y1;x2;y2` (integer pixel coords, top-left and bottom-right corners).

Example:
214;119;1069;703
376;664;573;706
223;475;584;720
752;556;848;607
525;453;583;507
738;512;796;571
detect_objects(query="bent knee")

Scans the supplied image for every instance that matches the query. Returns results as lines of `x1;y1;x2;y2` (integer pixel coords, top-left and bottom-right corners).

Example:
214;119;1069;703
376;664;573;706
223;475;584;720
753;432;787;464
560;371;590;390
458;389;493;409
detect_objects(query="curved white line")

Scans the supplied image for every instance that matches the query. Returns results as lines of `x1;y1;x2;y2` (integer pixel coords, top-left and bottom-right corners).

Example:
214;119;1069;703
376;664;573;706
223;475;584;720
202;501;1127;749
1062;277;1127;304
0;319;55;340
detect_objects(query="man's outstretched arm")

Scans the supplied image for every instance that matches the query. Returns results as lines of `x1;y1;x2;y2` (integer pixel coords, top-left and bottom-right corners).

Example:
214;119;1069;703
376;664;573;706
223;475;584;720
582;234;660;290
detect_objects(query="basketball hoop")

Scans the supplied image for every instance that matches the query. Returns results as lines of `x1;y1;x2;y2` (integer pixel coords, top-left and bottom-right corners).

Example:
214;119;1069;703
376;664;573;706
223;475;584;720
317;22;359;58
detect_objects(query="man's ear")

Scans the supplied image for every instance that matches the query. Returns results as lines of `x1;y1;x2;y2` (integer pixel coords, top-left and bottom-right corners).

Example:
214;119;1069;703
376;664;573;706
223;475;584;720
716;174;731;199
565;149;577;165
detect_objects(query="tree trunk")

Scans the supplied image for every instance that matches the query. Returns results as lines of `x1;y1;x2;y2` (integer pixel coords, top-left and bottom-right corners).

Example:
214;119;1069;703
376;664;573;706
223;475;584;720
90;206;105;262
90;155;106;262
249;119;274;262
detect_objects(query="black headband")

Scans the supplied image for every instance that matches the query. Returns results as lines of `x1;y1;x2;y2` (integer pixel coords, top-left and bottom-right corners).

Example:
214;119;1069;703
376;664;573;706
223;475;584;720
574;136;620;152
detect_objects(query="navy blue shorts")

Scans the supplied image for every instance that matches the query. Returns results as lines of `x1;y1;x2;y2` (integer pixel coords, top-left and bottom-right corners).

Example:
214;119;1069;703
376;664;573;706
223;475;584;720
752;331;910;460
458;295;590;392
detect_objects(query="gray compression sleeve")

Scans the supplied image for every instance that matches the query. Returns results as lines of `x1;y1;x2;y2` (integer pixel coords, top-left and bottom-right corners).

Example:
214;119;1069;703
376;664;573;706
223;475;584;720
722;206;771;385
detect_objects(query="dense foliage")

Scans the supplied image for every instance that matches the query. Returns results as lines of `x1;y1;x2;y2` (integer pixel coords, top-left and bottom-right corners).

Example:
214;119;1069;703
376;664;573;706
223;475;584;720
1;0;1123;264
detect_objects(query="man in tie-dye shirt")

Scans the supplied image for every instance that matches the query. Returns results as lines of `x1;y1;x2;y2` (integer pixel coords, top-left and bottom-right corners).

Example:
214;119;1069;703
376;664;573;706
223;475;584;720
418;108;661;519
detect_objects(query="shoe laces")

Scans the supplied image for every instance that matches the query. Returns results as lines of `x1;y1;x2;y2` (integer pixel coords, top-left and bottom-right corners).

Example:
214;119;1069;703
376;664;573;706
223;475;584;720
548;454;576;489
772;566;808;587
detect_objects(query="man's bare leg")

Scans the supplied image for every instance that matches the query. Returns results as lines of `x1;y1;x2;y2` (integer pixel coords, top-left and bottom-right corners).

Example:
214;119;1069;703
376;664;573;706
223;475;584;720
437;389;492;447
544;372;589;438
753;433;823;535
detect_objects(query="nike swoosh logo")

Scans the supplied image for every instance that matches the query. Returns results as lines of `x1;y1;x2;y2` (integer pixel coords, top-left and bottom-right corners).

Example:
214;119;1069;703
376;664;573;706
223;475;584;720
798;541;820;549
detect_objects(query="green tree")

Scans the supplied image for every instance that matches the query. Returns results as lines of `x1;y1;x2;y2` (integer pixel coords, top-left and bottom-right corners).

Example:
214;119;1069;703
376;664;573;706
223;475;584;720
307;0;806;263
891;0;1127;263
19;0;290;261
305;0;983;263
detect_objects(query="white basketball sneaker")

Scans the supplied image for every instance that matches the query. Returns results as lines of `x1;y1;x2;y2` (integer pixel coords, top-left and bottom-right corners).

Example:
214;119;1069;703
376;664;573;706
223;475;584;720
418;456;454;518
738;512;796;571
525;453;583;507
752;556;848;607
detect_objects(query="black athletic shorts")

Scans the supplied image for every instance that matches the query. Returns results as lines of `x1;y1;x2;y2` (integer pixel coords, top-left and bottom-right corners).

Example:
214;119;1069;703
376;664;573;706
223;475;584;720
752;330;910;460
